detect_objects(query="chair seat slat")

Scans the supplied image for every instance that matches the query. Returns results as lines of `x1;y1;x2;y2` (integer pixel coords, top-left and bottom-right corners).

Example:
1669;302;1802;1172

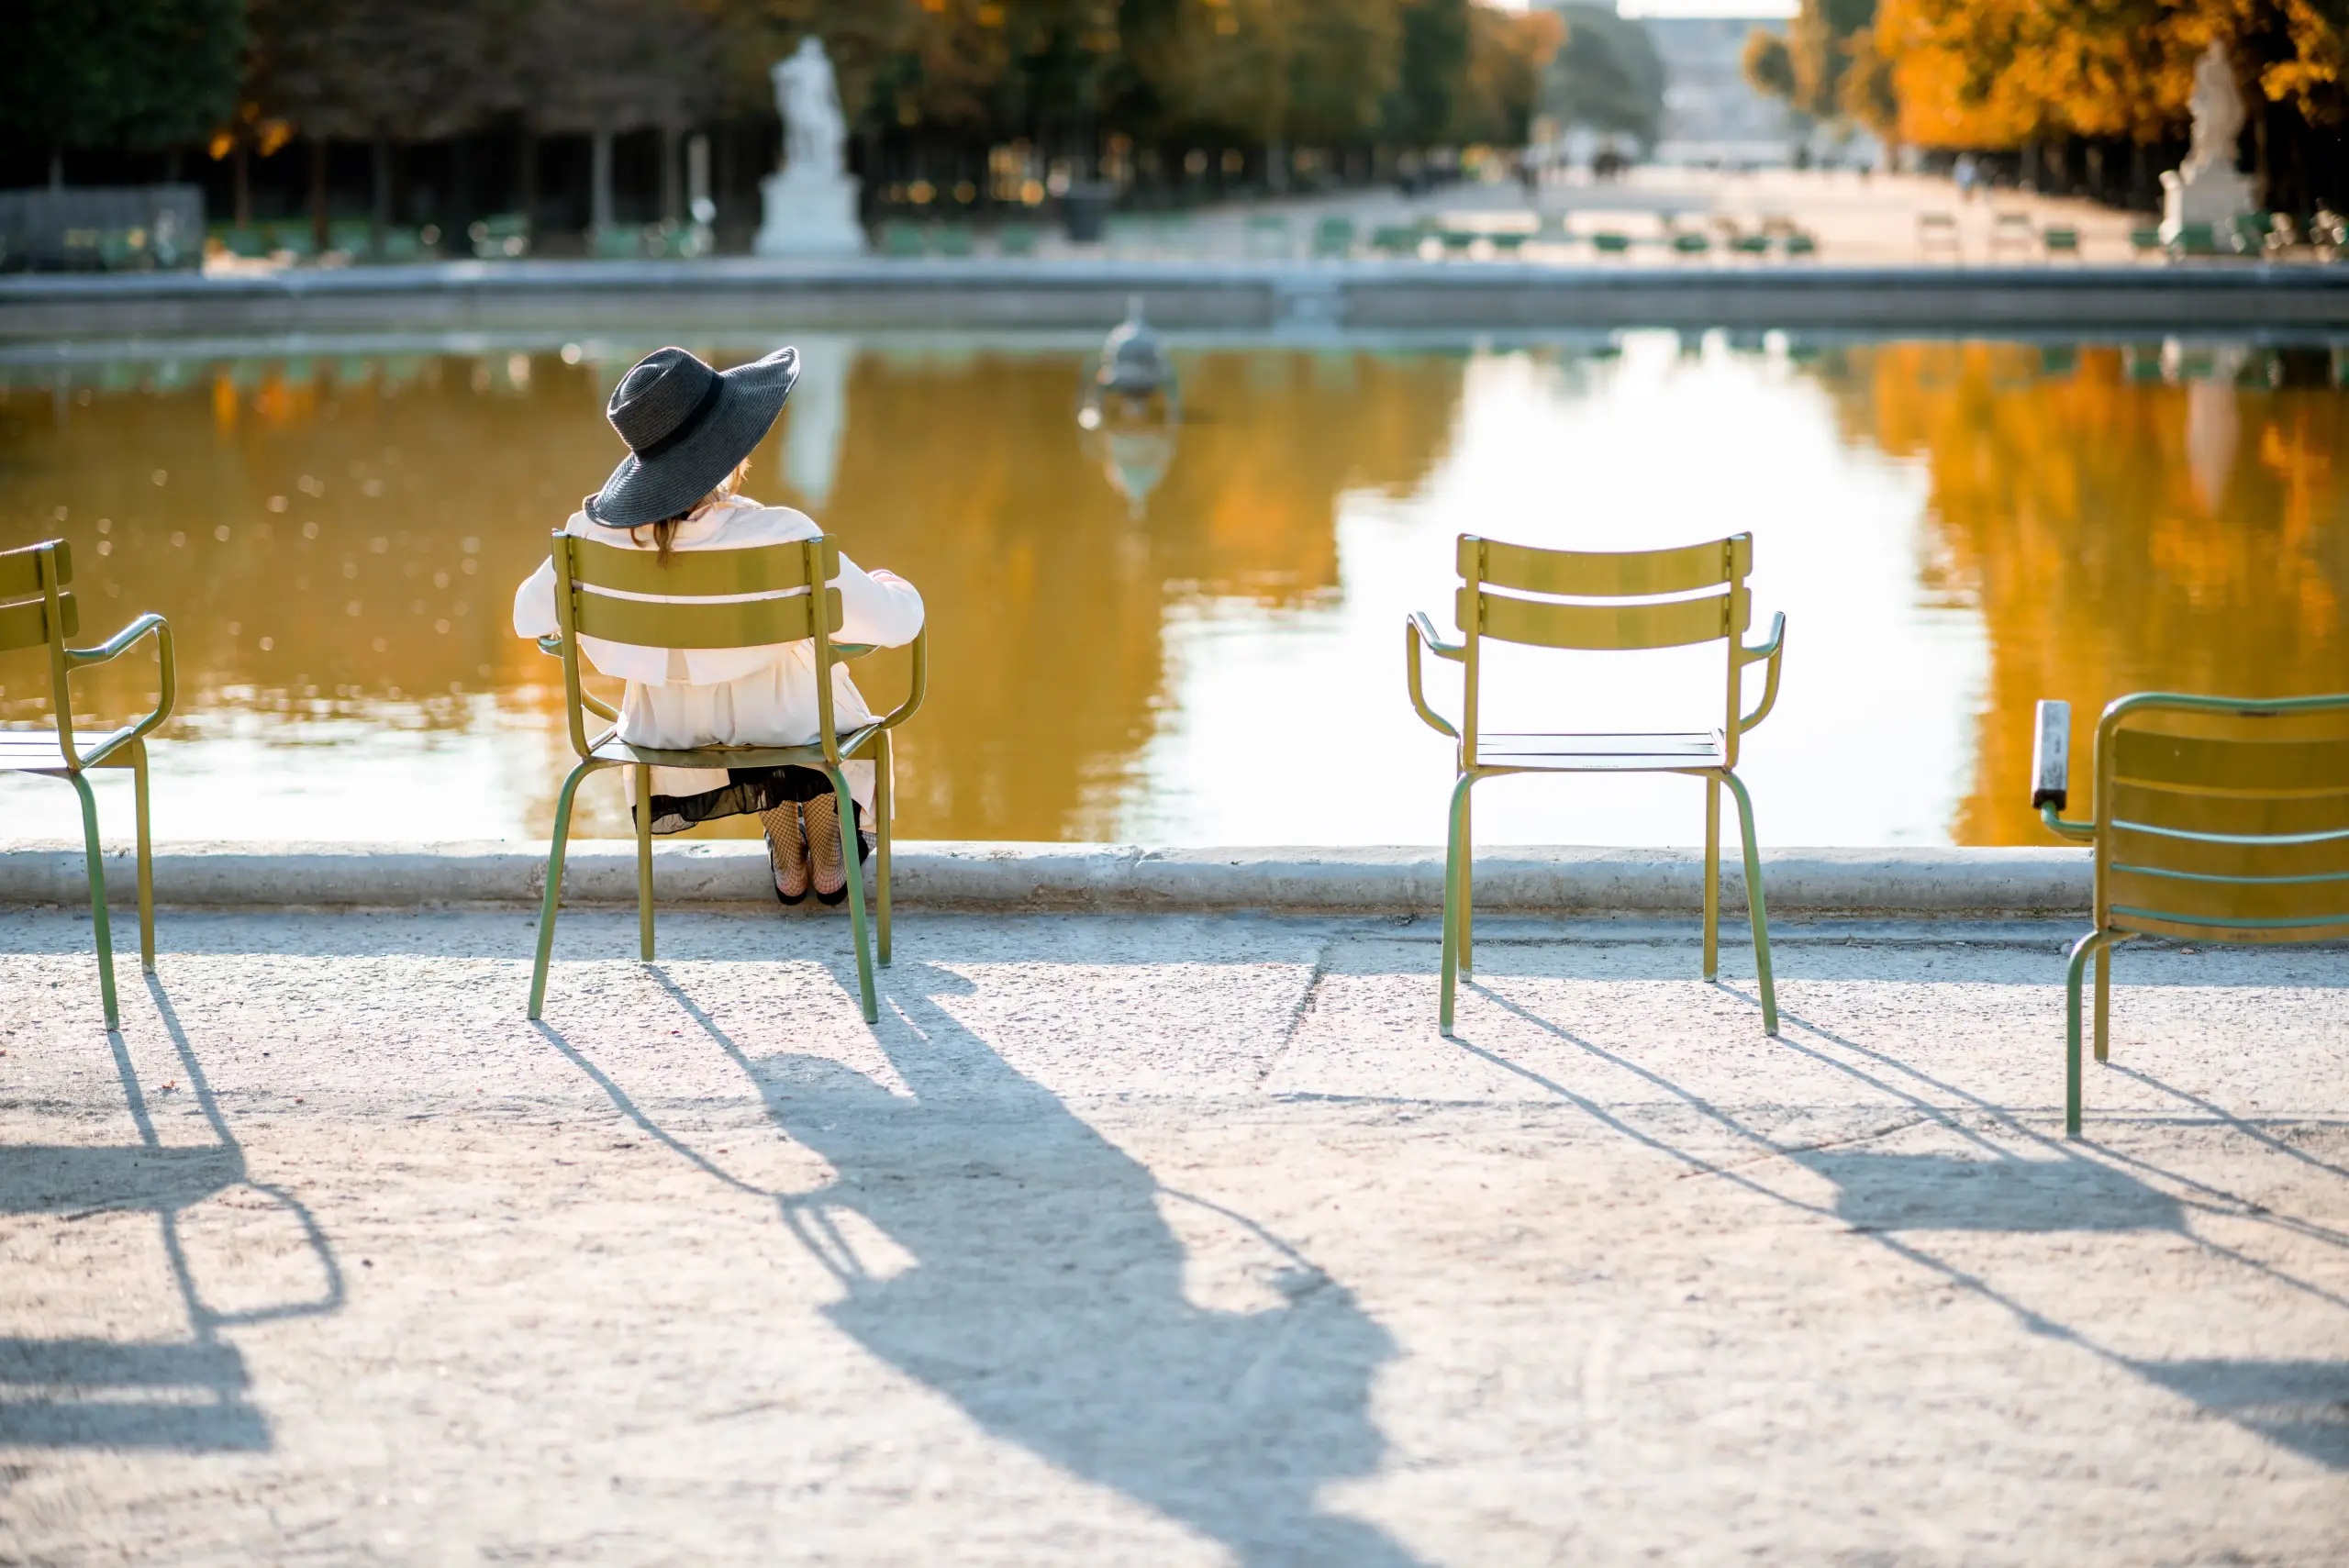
567;536;832;596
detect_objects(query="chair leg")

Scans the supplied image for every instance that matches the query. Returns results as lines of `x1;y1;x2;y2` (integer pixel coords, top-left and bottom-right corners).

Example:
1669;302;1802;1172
68;771;118;1031
1703;775;1721;980
1439;773;1474;1037
875;732;893;967
2093;941;2111;1062
1456;787;1474;980
132;739;155;973
829;767;879;1024
529;761;596;1020
633;763;655;962
1720;770;1776;1036
2063;929;2115;1139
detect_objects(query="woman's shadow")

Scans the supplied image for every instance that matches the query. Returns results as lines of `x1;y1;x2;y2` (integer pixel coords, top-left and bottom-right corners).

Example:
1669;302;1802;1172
733;960;1423;1567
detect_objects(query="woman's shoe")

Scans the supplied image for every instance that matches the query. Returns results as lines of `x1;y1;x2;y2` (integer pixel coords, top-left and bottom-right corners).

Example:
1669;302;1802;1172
760;800;811;905
805;791;849;906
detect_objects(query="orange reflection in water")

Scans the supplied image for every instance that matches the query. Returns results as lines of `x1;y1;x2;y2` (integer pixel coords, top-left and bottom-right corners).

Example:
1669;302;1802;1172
0;346;1462;840
1813;341;2349;843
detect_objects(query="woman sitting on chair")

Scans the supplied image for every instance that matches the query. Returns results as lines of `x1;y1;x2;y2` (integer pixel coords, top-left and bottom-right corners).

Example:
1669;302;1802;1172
513;345;923;905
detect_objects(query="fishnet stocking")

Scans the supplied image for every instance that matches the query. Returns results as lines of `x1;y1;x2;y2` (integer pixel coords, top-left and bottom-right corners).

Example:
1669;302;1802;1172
759;800;810;900
804;790;846;898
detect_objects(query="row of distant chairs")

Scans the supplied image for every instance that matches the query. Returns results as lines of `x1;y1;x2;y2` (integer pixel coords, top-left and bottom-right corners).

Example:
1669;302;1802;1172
6;530;2343;1140
1918;207;2349;262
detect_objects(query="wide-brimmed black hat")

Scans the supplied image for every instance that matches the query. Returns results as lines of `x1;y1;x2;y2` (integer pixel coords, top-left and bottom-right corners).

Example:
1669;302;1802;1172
584;345;799;528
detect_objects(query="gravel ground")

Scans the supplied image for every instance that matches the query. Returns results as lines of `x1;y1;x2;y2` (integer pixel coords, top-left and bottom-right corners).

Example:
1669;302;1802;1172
3;907;2346;1566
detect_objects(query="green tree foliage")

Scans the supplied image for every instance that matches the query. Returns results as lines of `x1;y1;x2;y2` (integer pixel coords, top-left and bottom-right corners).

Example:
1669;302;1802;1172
0;0;248;159
1385;0;1471;146
1541;3;1664;145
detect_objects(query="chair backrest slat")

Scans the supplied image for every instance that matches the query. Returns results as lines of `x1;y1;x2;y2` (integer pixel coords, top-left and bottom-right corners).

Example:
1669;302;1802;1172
562;535;843;651
2096;696;2349;944
0;540;72;599
567;535;831;596
1464;534;1748;597
0;590;78;653
572;585;839;649
1462;584;1742;651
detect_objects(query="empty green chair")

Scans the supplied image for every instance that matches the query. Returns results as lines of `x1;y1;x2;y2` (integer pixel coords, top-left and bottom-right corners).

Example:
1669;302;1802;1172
1782;230;1819;258
1670;230;1710;256
1591;231;1631;255
996;221;1040;257
1311;216;1356;259
1732;232;1771;256
1370;224;1423;258
2042;226;2080;258
2032;693;2349;1137
2169;222;2221;257
0;540;174;1030
470;213;531;259
590;225;641;261
1407;533;1787;1036
529;531;926;1024
933;222;976;259
881;221;928;259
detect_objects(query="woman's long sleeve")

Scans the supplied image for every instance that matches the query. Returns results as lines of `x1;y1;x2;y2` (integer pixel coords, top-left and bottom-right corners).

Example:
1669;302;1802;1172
834;552;925;648
513;558;559;639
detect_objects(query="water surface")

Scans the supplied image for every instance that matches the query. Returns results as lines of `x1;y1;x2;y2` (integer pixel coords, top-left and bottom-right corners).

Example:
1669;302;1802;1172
4;332;2343;845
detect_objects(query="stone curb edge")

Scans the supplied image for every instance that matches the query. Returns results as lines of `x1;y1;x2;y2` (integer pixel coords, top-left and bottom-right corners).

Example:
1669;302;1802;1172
0;840;2092;915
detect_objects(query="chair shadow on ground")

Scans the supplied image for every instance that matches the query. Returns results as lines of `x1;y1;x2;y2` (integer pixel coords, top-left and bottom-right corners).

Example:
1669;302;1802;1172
0;977;344;1452
1453;978;2349;1473
584;960;1427;1568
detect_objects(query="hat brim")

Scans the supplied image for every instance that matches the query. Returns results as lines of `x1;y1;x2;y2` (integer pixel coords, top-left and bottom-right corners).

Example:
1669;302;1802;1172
584;346;800;528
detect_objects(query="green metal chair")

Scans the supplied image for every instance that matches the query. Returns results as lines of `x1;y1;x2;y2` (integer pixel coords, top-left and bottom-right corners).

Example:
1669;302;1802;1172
880;221;928;259
932;222;976;259
528;532;927;1024
1311;216;1356;259
1407;533;1787;1037
2031;692;2349;1137
0;540;174;1030
996;221;1040;257
1591;230;1631;256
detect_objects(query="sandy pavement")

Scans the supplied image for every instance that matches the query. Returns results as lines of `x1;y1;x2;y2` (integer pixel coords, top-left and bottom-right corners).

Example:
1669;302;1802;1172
2;907;2345;1565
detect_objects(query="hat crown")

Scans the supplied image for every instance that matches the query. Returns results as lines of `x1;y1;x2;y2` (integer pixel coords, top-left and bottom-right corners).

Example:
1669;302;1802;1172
607;348;718;455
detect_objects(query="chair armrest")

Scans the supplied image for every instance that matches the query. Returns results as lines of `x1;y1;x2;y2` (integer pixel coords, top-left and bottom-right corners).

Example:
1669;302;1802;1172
2032;698;2096;840
873;627;928;732
1405;613;1461;739
538;633;618;722
62;613;174;766
1737;612;1785;733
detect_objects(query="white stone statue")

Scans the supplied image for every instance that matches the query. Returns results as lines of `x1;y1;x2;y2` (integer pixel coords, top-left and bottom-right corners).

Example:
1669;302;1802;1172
774;39;847;179
754;37;865;258
2160;41;2255;242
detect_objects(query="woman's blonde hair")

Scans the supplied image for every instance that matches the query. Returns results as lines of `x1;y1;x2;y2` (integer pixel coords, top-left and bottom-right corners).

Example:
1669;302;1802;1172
633;456;751;566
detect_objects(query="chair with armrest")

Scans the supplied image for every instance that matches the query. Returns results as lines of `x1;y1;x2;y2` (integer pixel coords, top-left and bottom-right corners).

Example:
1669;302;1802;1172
1407;533;1787;1036
0;539;174;1029
529;532;927;1023
2032;692;2349;1136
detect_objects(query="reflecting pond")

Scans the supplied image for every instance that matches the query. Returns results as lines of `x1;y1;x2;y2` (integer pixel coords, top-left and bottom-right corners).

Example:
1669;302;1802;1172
3;331;2344;845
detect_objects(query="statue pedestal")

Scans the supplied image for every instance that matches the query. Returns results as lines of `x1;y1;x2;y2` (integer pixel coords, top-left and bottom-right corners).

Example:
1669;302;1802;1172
2159;164;2254;242
754;168;865;257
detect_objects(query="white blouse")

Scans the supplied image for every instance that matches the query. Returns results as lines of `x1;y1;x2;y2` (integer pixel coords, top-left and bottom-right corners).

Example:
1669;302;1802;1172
512;495;924;813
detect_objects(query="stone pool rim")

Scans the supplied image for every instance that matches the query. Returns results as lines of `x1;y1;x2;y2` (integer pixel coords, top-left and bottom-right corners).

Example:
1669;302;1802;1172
6;257;2349;337
0;840;2092;915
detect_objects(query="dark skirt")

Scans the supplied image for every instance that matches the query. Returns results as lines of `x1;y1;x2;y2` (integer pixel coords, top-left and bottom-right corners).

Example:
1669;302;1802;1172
645;763;870;853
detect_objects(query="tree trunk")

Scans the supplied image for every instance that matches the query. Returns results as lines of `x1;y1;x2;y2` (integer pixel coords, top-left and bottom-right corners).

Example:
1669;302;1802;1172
591;125;615;236
310;138;330;250
371;133;393;257
660;124;682;226
520;123;539;239
49;150;63;190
